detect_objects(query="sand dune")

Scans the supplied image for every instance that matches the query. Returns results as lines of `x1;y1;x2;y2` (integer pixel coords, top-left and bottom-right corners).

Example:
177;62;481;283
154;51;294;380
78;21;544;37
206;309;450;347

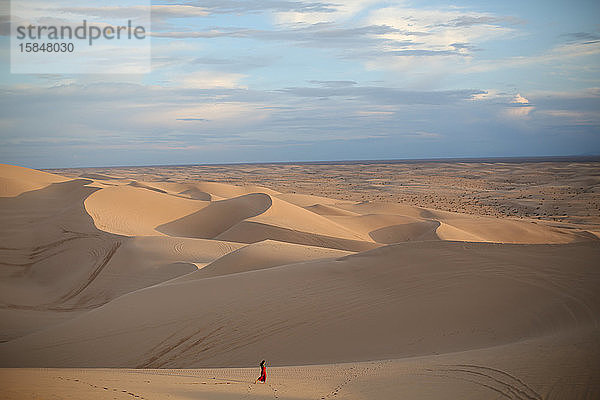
175;240;351;280
304;202;360;216
54;236;243;308
249;196;364;240
429;208;593;243
157;193;273;239
78;173;122;181
128;181;213;201
214;221;379;251
1;163;599;399
85;185;209;236
0;164;70;197
275;192;353;207
337;201;594;244
2;328;598;399
190;181;281;199
1;241;598;368
326;214;440;243
157;192;369;248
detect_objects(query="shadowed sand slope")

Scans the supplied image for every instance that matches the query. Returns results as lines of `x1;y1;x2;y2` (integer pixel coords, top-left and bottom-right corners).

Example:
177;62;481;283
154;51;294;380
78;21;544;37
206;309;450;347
174;240;352;280
156;193;273;239
0;178;118;308
1;241;598;369
214;221;380;251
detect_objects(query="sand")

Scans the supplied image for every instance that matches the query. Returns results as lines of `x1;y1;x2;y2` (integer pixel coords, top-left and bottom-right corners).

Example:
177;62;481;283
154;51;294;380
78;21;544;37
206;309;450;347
1;161;599;399
49;159;600;229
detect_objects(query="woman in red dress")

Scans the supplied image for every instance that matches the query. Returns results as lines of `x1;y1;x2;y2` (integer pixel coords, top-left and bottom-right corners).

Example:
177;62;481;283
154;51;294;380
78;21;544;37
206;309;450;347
255;360;267;383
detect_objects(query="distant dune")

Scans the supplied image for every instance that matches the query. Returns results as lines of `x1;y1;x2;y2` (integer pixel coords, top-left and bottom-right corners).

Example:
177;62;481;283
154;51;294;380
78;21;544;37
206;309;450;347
1;163;599;399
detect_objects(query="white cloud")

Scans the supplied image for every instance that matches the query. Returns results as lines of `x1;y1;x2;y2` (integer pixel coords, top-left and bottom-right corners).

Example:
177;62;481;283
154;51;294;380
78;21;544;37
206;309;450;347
151;5;209;18
178;71;247;89
355;110;395;117
365;6;514;51
351;5;517;79
273;0;383;26
512;93;529;104
42;5;208;19
471;89;501;101
125;102;270;128
465;41;600;73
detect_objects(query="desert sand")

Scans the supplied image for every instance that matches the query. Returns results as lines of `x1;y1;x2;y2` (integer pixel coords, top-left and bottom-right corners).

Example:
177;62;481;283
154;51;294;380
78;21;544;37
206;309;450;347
1;160;599;399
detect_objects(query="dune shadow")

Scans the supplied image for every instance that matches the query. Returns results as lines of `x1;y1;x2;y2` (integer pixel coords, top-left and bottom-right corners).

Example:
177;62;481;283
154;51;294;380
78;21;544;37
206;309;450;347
368;220;440;244
156;193;273;239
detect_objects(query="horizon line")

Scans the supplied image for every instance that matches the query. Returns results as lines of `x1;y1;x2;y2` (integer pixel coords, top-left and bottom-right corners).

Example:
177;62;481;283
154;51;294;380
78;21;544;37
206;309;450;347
40;154;600;171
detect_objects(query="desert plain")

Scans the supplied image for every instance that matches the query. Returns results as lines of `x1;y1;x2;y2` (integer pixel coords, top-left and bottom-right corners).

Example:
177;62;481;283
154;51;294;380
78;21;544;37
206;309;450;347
0;159;599;399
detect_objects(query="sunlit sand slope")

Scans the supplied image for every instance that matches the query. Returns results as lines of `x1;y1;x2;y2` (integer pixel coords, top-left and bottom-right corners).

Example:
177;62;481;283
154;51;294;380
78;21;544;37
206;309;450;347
0;164;70;197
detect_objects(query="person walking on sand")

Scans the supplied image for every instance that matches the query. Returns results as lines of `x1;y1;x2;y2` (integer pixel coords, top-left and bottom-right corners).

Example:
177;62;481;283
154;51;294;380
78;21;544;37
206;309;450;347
255;360;267;384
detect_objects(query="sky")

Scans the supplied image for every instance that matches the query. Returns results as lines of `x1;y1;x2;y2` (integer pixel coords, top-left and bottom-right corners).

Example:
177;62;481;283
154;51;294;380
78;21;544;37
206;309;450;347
1;0;599;168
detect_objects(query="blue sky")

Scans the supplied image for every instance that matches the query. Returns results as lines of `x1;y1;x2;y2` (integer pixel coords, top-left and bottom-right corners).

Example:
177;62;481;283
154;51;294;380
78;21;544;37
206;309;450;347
1;0;599;168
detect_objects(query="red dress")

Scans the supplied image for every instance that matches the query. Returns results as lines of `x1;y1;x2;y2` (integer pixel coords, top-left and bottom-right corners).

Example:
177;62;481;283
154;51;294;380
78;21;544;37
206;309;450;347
257;365;266;382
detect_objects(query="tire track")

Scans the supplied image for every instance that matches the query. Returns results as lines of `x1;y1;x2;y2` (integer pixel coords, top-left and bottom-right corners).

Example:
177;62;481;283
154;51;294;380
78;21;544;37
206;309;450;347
454;364;542;400
427;364;542;400
0;237;122;311
57;240;122;303
136;326;225;368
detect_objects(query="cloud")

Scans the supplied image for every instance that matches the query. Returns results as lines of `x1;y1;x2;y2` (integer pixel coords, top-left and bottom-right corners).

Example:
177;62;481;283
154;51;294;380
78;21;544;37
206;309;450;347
512;93;530;104
178;71;247;89
478;93;535;119
2;2;599;167
384;49;462;57
34;5;208;19
272;0;381;25
355;110;395;117
150;23;402;49
560;31;600;45
465;40;600;73
142;0;519;86
440;15;523;28
1;80;598;168
176;118;209;121
189;0;337;14
308;80;357;88
276;85;485;104
365;6;516;52
325;5;517;78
